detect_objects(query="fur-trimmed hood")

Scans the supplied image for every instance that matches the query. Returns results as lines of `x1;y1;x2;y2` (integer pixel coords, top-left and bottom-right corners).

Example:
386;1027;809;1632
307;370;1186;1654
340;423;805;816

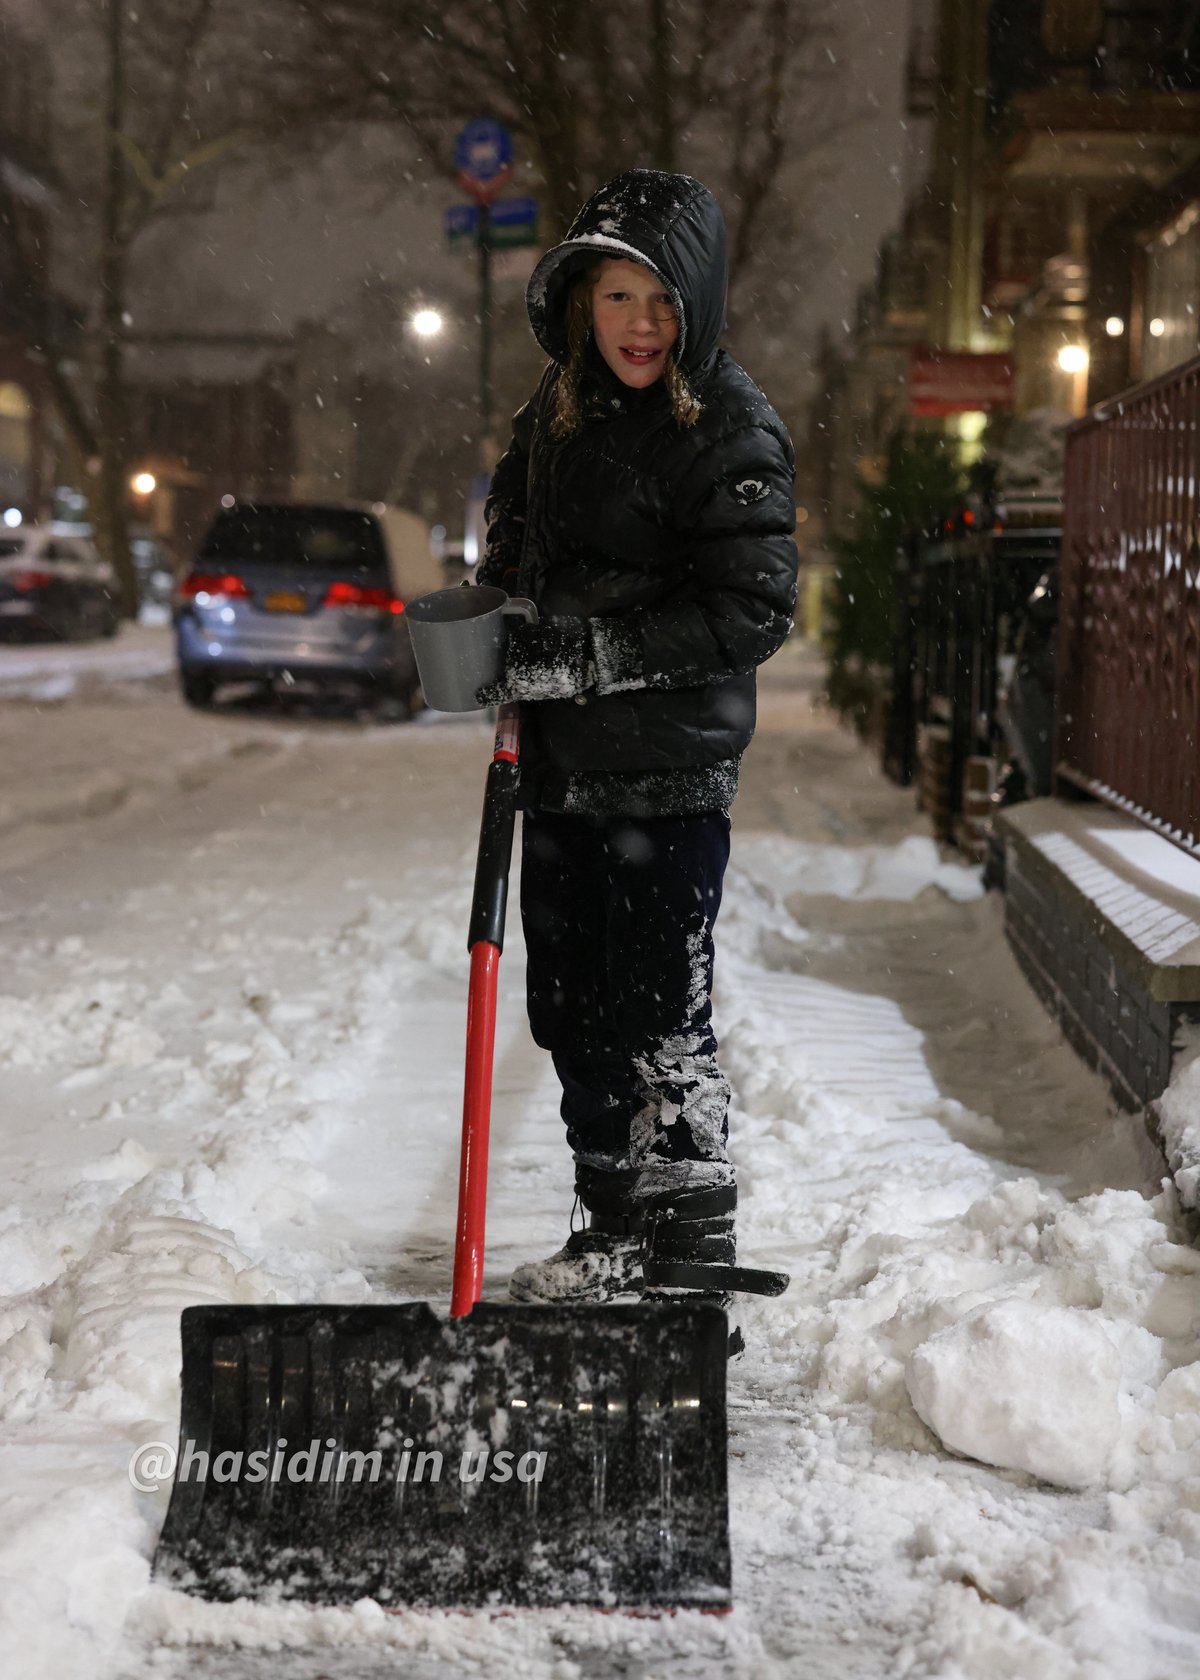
525;169;728;380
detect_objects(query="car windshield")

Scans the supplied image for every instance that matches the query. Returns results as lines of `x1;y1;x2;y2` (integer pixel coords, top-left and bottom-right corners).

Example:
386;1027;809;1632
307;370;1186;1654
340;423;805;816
0;538;27;558
200;507;386;574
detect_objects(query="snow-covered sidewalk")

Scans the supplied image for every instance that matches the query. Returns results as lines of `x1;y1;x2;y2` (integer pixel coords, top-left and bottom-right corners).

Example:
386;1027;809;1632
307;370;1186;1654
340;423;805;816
1;640;1198;1678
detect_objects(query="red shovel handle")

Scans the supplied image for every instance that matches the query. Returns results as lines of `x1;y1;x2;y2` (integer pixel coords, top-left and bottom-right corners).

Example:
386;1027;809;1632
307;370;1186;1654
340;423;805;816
451;705;520;1318
452;940;499;1315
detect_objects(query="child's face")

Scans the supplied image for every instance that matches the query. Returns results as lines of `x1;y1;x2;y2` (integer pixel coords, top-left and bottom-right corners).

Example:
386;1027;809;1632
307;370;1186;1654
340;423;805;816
590;258;679;389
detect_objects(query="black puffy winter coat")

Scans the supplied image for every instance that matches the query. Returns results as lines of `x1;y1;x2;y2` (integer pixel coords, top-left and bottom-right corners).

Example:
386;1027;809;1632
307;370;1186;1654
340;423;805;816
478;168;799;819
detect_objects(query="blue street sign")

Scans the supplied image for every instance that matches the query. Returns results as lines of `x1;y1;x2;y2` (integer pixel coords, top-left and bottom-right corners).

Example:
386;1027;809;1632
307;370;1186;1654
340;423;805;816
445;204;478;240
454;118;513;187
445;196;539;249
491;196;537;227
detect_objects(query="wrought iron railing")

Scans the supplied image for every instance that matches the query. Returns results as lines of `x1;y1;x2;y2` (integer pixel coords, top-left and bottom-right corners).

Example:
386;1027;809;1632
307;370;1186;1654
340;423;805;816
885;506;1061;849
1057;351;1200;850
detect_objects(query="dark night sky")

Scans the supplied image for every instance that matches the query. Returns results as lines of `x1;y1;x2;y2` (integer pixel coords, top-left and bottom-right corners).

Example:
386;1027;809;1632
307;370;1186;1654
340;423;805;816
130;0;917;409
806;0;922;349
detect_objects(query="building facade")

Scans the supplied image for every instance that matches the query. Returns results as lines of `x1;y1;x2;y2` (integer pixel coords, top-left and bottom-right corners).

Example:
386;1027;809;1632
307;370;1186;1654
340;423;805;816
815;0;1200;528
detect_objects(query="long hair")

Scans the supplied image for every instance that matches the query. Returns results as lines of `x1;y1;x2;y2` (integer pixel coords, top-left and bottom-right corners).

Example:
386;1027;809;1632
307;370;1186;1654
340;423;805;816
549;265;702;440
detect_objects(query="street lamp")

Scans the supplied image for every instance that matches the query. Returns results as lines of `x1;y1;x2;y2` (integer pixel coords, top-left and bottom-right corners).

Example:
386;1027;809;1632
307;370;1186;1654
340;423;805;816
1057;343;1089;417
1105;316;1125;337
131;470;156;495
410;308;444;338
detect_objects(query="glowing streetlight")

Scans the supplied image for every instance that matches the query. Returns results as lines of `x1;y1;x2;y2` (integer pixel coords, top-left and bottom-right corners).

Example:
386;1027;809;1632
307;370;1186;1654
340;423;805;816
1105;316;1125;337
131;470;157;495
410;309;444;338
1149;317;1166;338
3;507;21;528
1057;343;1090;418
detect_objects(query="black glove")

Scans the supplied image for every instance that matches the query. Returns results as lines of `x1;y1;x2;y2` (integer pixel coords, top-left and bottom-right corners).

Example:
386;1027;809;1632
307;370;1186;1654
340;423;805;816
476;619;595;704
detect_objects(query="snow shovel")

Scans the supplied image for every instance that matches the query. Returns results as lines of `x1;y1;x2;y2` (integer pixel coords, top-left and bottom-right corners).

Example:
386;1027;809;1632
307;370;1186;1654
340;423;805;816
153;704;734;1610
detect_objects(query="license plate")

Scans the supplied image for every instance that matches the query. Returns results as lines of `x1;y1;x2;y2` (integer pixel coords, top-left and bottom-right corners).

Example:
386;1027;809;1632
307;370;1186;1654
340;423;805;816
263;590;306;613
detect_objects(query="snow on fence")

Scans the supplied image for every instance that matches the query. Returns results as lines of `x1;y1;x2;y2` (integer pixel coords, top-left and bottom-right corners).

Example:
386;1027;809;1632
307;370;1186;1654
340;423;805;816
1057;351;1200;853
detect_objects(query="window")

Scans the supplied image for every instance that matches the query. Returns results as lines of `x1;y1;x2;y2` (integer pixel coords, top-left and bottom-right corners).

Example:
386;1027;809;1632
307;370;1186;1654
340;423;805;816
1142;207;1200;379
200;506;387;575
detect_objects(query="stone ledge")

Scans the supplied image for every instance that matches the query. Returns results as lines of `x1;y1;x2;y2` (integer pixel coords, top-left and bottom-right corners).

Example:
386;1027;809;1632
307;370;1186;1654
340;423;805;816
997;799;1200;1003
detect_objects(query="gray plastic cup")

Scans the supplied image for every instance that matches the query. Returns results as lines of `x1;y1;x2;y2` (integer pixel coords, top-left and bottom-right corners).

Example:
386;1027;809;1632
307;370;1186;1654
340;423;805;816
405;585;539;712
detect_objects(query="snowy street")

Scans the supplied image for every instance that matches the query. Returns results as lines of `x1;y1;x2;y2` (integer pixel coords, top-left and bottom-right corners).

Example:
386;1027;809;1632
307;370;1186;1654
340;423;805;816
2;631;1199;1679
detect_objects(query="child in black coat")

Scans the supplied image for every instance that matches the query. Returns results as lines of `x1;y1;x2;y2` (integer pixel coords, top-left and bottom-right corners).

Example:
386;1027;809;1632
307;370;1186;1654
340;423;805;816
476;169;798;1304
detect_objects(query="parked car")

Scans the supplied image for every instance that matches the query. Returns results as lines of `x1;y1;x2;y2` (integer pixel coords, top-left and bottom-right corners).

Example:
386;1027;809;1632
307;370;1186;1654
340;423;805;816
45;519;178;616
0;525;119;640
174;501;439;713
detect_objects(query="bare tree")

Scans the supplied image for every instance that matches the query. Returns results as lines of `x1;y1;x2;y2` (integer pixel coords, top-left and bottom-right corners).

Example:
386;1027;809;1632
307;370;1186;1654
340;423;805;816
1;0;852;585
278;0;848;292
0;0;283;612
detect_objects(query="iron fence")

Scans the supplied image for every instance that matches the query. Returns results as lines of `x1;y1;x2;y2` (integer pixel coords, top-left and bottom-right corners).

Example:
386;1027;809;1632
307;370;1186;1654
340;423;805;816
886;509;1061;846
1057;351;1200;850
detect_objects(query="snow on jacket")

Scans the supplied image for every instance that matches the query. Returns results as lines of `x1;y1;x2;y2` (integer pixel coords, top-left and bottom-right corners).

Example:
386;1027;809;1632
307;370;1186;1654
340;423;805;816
478;167;799;819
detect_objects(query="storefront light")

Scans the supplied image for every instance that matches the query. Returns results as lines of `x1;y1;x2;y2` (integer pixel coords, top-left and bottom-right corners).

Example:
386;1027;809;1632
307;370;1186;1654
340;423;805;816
131;471;156;495
1104;316;1125;337
1057;344;1089;374
1148;317;1166;337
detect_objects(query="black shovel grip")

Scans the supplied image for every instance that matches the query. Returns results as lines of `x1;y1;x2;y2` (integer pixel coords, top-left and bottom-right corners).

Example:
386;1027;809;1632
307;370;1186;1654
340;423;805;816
468;756;519;951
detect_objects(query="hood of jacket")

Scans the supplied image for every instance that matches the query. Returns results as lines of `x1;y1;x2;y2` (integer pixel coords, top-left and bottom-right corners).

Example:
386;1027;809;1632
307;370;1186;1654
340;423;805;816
526;169;728;381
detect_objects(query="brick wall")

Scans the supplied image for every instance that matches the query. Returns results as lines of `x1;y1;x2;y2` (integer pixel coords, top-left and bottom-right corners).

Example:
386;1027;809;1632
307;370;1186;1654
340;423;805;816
1004;839;1191;1110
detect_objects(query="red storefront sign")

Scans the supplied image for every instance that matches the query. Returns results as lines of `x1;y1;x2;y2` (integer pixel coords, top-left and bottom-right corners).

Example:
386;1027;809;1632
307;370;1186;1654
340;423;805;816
908;349;1015;416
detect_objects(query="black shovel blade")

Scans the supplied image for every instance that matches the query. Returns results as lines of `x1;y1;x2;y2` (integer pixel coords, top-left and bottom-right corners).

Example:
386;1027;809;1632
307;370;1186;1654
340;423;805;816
153;1300;731;1610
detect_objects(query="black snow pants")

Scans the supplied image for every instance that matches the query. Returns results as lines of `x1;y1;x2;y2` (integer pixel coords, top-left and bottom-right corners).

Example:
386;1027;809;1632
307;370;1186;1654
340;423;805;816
519;808;735;1198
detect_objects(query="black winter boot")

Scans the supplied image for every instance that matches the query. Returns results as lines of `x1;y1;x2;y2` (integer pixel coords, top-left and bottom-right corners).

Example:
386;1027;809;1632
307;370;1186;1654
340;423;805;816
641;1184;790;1298
508;1166;645;1304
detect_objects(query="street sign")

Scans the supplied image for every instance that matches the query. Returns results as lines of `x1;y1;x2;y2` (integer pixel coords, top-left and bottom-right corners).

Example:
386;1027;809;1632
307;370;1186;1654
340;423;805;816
454;118;513;205
445;196;539;249
451;119;520;448
445;204;478;244
489;195;538;239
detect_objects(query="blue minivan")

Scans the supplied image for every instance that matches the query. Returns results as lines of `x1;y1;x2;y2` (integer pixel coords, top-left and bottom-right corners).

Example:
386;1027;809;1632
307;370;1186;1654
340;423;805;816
175;501;438;714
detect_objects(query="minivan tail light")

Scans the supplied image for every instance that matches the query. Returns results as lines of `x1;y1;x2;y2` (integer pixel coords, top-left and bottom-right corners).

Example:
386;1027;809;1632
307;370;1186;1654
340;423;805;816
180;571;250;599
12;569;52;591
322;581;403;614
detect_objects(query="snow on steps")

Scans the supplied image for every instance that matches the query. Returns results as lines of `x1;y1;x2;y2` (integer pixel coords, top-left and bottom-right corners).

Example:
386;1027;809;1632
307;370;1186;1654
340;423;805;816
1000;798;1200;1212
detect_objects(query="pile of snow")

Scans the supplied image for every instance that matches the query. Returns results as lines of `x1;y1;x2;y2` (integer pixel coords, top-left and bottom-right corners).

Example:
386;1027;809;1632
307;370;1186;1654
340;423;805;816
1155;1025;1200;1212
906;1299;1123;1489
0;976;164;1070
711;818;1200;1670
734;830;985;904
